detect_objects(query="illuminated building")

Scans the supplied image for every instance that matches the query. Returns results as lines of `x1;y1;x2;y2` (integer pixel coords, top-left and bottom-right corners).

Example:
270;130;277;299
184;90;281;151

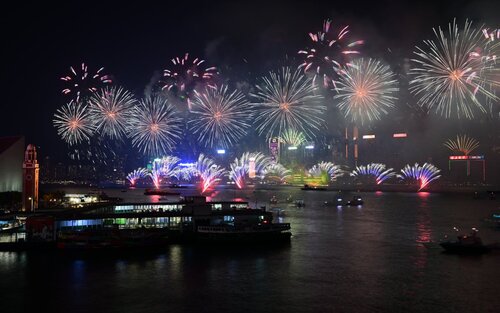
0;136;25;192
23;144;39;212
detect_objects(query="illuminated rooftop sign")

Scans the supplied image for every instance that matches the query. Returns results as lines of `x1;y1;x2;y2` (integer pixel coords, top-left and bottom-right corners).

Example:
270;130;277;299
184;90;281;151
393;133;407;138
449;155;484;160
362;135;375;139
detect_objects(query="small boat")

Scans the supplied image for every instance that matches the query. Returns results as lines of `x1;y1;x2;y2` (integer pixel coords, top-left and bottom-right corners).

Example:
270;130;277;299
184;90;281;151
439;228;490;254
345;196;363;206
294;199;305;207
144;189;181;196
168;183;188;189
484;213;500;228
301;184;327;191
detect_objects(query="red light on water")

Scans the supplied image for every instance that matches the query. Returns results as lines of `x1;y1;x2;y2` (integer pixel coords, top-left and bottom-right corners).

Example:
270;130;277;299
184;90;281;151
417;191;430;198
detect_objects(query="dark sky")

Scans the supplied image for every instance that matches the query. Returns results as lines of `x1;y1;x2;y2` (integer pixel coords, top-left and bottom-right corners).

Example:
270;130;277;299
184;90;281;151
0;0;498;160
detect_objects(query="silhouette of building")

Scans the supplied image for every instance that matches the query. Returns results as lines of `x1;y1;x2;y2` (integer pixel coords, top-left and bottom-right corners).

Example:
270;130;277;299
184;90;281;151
0;136;25;192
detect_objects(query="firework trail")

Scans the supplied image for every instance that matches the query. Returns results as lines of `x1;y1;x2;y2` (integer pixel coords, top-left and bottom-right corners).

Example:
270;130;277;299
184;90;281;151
157;156;181;179
148;166;162;189
228;152;273;188
279;129;307;146
174;166;198;182
195;154;226;193
350;163;396;184
444;134;479;155
252;67;325;139
161;53;218;110
398;163;441;191
88;86;136;139
309;161;344;181
127;95;183;157
410;20;499;119
190;85;253;148
126;168;147;186
228;164;246;189
298;19;363;88
334;58;399;124
261;163;291;184
239;152;273;177
61;63;112;101
53;100;95;145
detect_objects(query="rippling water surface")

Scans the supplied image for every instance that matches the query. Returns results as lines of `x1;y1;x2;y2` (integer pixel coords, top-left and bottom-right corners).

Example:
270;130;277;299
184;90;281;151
1;187;499;313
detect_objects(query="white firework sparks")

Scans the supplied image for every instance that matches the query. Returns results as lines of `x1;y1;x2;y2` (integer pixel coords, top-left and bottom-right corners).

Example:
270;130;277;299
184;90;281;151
410;20;499;119
252;67;326;139
53;100;95;145
88;86;136;139
334;58;399;124
127;95;183;156
189;85;253;148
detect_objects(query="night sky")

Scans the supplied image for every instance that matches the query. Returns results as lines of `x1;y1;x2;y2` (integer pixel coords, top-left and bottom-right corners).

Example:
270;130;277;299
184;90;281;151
1;0;499;161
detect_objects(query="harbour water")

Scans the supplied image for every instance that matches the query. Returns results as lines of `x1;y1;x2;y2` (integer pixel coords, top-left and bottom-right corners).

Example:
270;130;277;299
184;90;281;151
1;187;499;313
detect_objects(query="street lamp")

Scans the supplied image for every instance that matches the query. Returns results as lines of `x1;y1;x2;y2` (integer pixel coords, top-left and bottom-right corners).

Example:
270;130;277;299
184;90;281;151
28;197;34;212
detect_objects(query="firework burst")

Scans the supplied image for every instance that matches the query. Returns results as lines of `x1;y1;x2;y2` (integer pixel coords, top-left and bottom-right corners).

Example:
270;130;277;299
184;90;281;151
157;156;181;178
53;100;95;145
252;67;326;139
298;19;363;88
228;164;247;189
334;58;399;124
444;134;479;155
350;163;396;184
196;154;226;193
61;63;112;101
190;85;253;148
127;95;183;157
279;129;307;146
398;163;441;191
228;152;273;188
161;53;218;109
126;168;147;186
88;86;136;139
410;20;499;119
309;161;344;181
148;165;162;189
261;163;291;184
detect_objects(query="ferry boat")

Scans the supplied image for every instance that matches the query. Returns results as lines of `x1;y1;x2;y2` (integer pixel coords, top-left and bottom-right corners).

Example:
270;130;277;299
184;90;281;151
13;196;291;250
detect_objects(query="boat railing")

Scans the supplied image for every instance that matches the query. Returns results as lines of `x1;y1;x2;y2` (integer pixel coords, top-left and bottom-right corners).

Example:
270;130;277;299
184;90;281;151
197;223;290;233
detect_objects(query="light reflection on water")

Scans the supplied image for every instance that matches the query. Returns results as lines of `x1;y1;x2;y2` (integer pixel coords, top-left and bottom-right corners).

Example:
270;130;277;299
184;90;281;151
1;187;500;312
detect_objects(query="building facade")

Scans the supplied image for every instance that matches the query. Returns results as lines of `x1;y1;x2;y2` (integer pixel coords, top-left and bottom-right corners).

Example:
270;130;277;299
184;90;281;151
0;136;25;192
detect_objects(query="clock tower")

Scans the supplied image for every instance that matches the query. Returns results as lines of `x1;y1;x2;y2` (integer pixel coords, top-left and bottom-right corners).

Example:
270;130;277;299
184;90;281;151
23;144;39;212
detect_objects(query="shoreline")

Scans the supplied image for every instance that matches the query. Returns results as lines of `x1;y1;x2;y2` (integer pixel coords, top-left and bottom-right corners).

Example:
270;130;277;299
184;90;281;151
38;182;500;195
